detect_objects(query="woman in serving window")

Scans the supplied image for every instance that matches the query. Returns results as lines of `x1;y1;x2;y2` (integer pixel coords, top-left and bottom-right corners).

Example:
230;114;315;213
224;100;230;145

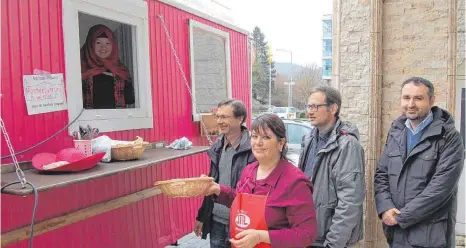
80;24;135;109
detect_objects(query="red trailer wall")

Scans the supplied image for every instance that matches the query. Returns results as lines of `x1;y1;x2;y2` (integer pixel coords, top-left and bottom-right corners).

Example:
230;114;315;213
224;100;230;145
1;0;250;247
1;0;251;162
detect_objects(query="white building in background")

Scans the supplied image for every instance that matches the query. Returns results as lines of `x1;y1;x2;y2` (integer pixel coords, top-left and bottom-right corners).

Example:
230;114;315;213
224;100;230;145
322;14;332;81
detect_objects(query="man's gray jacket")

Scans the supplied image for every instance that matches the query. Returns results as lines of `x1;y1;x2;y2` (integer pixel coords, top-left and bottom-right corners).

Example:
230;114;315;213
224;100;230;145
374;106;465;248
298;119;365;248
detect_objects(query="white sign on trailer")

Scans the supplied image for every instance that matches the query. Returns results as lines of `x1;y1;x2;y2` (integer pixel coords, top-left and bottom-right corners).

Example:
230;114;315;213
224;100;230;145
23;73;68;115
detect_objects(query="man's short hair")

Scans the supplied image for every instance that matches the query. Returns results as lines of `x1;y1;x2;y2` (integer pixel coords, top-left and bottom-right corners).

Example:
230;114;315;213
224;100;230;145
401;77;435;98
218;99;247;124
309;85;342;117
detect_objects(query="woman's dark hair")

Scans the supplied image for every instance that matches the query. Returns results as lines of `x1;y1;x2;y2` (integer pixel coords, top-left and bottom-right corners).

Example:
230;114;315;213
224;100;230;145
251;114;288;158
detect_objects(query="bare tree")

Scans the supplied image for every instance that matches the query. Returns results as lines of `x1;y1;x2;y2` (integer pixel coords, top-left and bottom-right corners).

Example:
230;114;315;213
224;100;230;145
292;64;327;109
271;73;288;107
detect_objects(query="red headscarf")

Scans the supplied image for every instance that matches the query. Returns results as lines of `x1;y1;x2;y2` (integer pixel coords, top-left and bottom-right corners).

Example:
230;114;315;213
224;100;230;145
80;24;131;108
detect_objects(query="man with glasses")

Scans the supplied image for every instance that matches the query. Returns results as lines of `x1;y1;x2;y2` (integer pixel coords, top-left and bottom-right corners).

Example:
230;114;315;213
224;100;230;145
194;99;256;248
298;86;365;248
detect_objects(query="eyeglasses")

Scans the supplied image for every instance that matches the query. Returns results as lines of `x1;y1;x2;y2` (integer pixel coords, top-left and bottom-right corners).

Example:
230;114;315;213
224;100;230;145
306;103;329;111
214;114;234;120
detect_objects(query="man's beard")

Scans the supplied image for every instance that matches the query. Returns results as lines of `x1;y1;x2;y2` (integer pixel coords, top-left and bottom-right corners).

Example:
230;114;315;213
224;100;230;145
405;110;427;121
406;113;420;120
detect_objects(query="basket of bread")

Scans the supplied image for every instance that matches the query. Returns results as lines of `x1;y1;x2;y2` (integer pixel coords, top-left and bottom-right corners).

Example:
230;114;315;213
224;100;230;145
111;136;150;161
154;177;214;198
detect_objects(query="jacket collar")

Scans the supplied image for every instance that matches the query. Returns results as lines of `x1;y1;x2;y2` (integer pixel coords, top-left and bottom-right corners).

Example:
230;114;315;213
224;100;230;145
315;119;344;154
249;159;287;188
405;111;433;135
392;107;445;142
390;107;447;160
207;126;251;161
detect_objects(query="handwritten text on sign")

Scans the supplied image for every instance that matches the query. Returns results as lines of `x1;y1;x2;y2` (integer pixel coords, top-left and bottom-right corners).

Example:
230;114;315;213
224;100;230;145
23;74;68;115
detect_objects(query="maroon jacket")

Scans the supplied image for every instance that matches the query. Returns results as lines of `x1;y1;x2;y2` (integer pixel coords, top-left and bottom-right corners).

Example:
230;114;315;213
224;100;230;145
216;159;318;248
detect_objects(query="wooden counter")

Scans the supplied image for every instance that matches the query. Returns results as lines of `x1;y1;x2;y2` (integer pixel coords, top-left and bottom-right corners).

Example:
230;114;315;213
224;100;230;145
1;146;209;196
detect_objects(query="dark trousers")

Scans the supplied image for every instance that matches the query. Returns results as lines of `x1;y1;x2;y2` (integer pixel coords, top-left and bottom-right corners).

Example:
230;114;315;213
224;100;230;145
210;220;231;248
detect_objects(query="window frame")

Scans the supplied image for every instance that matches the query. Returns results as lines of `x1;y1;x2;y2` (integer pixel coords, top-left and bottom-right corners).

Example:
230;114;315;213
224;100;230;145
63;0;153;133
188;19;232;121
323;19;332;38
323;39;332;57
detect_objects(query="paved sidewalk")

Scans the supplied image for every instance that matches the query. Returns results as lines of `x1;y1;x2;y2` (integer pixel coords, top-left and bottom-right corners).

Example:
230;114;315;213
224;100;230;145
165;233;210;248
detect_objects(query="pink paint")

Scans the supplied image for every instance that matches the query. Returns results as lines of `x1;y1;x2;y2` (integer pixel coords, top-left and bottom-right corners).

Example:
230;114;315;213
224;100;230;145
1;0;250;247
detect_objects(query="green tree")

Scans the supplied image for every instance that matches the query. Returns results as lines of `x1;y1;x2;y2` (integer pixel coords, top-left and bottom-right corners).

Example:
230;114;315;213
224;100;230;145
251;26;276;104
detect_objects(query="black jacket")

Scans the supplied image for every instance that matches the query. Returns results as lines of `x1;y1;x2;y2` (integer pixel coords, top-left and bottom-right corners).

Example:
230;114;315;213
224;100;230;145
195;127;256;239
374;106;464;248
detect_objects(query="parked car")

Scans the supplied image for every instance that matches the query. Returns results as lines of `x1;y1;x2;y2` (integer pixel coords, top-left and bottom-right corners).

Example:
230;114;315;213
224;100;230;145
272;107;297;119
282;119;313;166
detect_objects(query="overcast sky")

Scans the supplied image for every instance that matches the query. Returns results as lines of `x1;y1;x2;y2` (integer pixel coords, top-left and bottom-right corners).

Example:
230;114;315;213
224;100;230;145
230;0;333;66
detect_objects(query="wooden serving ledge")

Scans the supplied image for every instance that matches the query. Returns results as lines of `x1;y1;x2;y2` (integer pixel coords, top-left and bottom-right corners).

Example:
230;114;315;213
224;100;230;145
1;146;209;196
0;146;209;246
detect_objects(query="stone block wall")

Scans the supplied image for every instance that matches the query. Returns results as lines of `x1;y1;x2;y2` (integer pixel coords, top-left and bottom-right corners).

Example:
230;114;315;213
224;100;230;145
338;0;371;151
336;0;383;246
458;235;466;248
458;0;465;67
381;0;451;139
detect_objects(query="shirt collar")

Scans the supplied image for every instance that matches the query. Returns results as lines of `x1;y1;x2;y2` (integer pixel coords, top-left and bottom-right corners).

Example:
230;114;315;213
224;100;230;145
223;130;244;150
405;111;434;135
251;159;286;188
318;124;334;140
311;120;337;139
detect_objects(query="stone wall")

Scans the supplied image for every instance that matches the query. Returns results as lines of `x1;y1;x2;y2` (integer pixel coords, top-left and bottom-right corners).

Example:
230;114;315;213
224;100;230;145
458;0;465;68
336;0;381;246
338;0;371;150
458;235;466;248
382;0;452;137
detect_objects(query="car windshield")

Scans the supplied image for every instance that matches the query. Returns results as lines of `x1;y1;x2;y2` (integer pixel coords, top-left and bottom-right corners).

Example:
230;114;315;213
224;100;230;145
273;107;286;113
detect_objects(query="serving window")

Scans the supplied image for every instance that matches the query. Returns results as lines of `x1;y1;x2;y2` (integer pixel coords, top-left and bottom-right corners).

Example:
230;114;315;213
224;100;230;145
63;0;152;132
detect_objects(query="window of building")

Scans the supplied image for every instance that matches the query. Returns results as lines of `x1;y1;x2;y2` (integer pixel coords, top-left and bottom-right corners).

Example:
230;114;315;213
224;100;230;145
63;0;153;132
323;39;332;58
322;59;332;78
189;20;232;121
323;19;332;39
